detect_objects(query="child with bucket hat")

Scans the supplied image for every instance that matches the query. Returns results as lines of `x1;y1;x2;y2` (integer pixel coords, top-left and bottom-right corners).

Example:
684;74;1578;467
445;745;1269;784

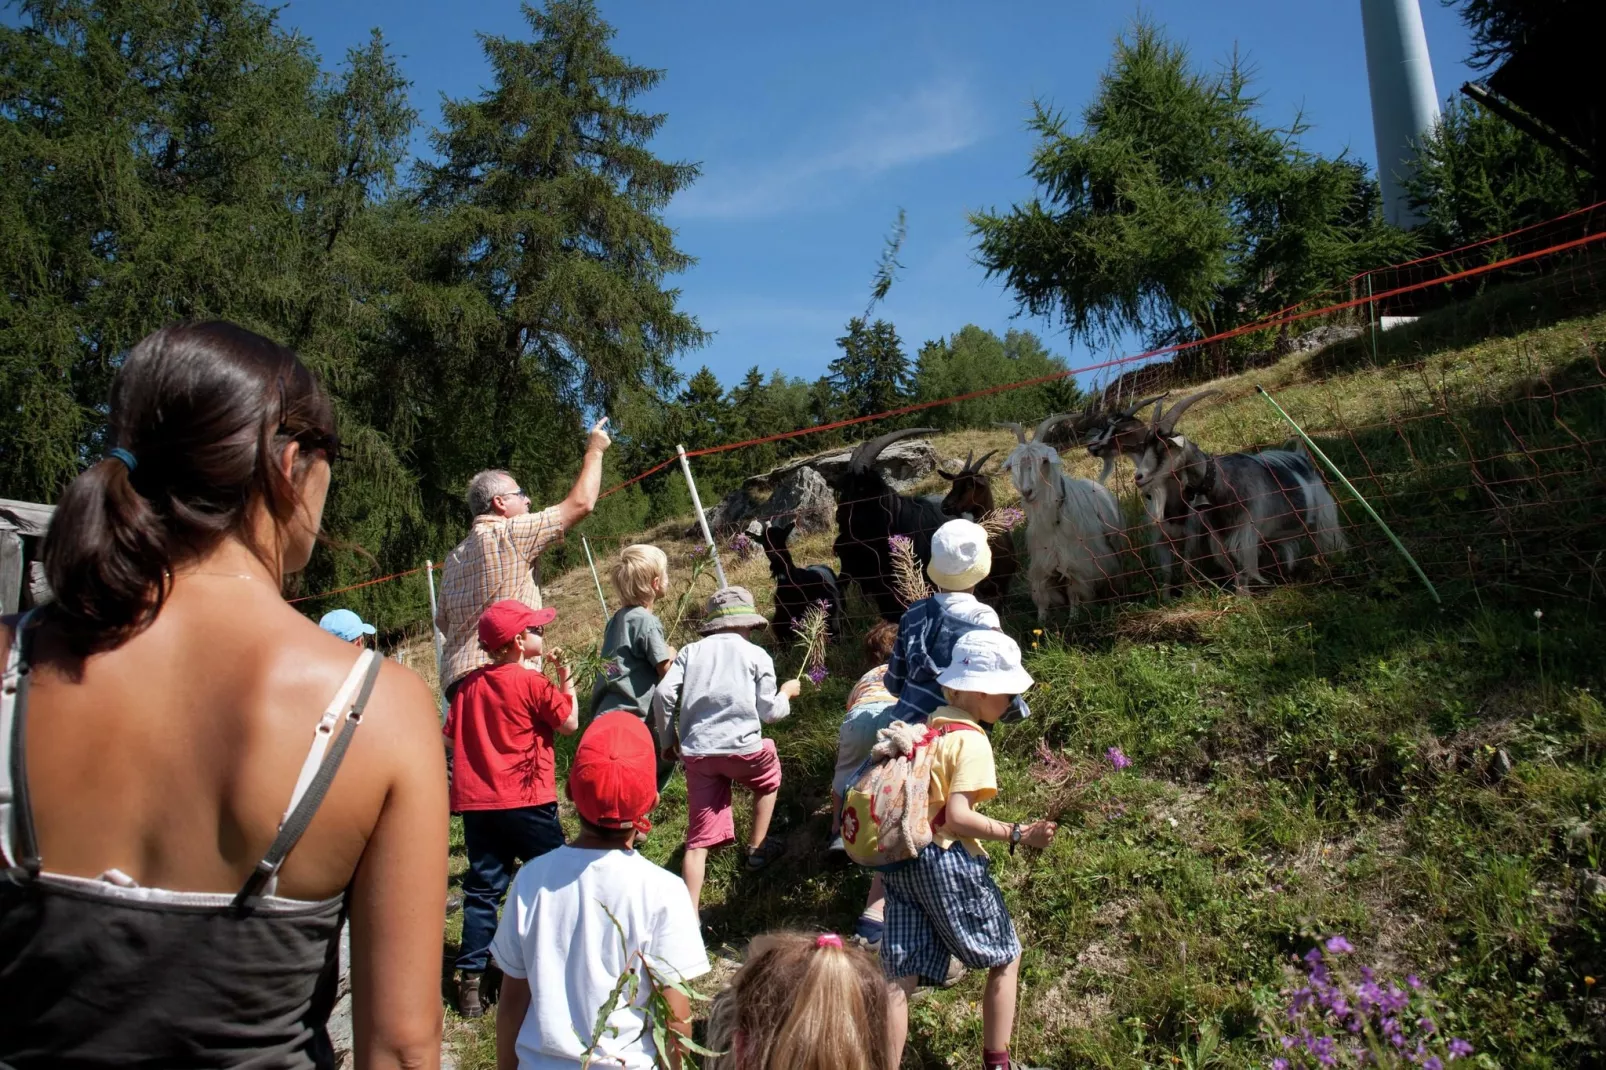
490;712;709;1069
882;629;1057;1070
651;586;800;910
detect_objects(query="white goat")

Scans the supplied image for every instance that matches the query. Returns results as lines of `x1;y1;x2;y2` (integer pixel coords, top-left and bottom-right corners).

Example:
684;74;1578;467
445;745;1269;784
1131;391;1348;591
1000;414;1127;621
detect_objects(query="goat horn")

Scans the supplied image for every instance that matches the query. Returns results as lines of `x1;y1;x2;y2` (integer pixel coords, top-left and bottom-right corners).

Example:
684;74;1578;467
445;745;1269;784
1154;389;1219;435
994;421;1027;445
968;448;999;474
1119;392;1169;420
1034;412;1076;442
849;427;939;472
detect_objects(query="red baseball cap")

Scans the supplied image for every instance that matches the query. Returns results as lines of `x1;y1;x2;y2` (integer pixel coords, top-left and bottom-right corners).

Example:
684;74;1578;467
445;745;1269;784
477;599;558;651
569;712;658;833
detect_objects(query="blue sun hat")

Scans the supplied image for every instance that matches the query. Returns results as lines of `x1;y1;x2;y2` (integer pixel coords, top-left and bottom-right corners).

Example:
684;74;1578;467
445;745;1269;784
319;608;377;642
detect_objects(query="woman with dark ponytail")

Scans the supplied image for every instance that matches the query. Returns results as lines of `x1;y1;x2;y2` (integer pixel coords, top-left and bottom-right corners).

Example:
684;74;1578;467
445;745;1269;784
0;322;448;1069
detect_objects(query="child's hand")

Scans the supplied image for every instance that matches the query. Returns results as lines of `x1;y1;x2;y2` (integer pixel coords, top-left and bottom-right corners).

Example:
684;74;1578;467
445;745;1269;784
1022;819;1057;850
779;678;802;699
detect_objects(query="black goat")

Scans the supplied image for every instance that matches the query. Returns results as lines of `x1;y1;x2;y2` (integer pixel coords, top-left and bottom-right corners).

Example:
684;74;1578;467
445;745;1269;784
938;449;1017;608
829;428;947;621
760;519;845;641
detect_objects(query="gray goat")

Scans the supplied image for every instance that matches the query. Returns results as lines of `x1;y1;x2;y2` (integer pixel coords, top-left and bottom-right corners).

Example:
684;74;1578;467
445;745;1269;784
1131;391;1347;591
1075;393;1210;598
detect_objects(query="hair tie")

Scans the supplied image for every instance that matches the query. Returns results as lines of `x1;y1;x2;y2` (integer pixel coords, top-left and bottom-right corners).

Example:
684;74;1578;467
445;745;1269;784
815;933;843;949
108;448;138;473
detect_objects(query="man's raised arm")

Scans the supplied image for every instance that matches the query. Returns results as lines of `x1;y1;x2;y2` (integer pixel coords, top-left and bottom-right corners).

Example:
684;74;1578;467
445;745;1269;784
555;418;612;531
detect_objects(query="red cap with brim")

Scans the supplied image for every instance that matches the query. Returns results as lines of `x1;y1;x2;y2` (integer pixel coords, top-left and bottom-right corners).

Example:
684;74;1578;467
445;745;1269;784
478;599;558;651
569;712;658;834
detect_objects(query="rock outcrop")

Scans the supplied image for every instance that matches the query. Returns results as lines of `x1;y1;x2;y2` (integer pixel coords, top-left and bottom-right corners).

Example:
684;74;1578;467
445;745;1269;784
699;438;939;535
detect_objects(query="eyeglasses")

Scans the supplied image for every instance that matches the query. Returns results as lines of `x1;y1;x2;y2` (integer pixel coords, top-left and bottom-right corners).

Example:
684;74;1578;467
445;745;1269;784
504;488;531;501
527;625;545;637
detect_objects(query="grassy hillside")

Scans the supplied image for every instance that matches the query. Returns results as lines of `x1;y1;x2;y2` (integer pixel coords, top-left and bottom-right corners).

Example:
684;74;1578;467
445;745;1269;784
429;295;1606;1068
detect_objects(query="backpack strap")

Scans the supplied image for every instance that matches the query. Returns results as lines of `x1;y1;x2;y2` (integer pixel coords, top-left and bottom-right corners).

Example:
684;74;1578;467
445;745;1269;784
927;720;983;829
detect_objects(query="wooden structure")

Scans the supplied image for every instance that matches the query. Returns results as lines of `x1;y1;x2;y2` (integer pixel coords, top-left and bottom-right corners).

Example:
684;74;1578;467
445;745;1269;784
0;498;53;614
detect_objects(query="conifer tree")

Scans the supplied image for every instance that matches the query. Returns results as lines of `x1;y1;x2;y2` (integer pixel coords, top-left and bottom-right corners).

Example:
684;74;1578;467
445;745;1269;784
829;317;910;420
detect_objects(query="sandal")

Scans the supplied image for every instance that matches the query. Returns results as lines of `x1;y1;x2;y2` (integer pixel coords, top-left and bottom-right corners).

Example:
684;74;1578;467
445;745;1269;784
745;838;783;871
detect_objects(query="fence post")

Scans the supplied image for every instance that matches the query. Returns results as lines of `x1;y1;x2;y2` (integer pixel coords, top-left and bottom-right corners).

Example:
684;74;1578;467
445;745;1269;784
425;559;447;716
1366;272;1380;366
677;445;729;589
582;536;610;621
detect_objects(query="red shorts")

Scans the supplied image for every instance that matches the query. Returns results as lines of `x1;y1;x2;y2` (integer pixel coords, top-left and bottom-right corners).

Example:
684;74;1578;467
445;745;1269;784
682;739;783;850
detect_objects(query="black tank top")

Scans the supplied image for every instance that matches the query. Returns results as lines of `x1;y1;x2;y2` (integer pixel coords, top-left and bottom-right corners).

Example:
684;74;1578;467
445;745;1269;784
0;614;384;1069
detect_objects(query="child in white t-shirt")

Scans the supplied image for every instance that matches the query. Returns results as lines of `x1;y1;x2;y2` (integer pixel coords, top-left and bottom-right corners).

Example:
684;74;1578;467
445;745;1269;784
491;712;709;1069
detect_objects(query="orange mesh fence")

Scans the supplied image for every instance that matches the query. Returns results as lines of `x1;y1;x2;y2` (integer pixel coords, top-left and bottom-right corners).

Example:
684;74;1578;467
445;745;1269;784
300;204;1606;632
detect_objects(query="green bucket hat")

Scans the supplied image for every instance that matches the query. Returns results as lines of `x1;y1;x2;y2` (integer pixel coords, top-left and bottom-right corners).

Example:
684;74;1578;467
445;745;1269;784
699;585;769;634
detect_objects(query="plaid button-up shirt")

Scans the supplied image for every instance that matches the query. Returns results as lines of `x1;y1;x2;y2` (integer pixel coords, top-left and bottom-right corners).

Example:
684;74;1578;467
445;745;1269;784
437;506;565;689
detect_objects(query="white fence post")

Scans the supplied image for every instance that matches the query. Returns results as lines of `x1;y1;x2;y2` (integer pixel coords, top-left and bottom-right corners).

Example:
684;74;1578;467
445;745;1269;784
425;559;447;717
677;445;729;589
582;537;610;621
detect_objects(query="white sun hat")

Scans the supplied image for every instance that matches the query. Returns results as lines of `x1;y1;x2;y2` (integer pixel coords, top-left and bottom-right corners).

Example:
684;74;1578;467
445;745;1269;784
925;518;993;592
936;629;1034;695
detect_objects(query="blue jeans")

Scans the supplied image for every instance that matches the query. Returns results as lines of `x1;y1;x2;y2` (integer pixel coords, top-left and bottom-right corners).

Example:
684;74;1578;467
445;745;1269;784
456;803;565;973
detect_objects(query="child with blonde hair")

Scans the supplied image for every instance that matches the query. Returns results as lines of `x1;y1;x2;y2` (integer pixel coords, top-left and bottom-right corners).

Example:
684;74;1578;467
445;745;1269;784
593;543;677;788
705;932;889;1070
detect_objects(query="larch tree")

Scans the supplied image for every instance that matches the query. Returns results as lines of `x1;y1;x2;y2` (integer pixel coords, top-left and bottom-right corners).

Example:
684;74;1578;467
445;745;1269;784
397;0;706;530
970;20;1408;356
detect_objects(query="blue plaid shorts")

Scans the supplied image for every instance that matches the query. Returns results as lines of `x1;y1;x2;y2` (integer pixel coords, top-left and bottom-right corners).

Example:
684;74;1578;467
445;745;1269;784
880;841;1020;983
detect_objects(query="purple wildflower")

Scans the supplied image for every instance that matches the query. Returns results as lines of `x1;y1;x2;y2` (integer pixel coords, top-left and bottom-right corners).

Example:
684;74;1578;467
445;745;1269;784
888;534;913;553
729;533;758;561
805;664;829;685
1106;746;1131;770
1304;947;1324;966
1447;1039;1473;1059
1422;1059;1443;1070
1405;974;1422;990
1417;1018;1436;1035
1281;1035;1297;1050
998;506;1025;531
1324;936;1354;954
1272;1060;1289;1070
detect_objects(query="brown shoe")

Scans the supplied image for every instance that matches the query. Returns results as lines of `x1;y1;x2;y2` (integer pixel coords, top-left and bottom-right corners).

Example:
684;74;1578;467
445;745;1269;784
457;972;484;1018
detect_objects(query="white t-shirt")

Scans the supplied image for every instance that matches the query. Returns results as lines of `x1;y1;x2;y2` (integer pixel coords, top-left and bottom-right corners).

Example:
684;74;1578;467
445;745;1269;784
490;846;710;1070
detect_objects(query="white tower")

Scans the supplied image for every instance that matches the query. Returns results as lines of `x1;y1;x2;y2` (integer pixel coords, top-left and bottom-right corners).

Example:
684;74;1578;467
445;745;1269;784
1360;0;1441;228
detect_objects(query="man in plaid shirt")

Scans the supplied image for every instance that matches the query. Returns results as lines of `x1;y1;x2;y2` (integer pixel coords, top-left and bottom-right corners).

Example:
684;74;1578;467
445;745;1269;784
438;418;612;697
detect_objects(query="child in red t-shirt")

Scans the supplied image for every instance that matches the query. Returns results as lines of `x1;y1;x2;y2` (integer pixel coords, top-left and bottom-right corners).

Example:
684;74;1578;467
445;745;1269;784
443;599;580;1018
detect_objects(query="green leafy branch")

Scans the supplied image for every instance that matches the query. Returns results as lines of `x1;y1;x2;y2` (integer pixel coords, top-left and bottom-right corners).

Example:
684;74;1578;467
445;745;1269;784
580;904;722;1070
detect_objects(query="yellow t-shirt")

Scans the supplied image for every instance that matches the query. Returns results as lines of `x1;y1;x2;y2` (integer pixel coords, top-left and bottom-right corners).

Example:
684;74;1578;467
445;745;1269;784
927;707;997;858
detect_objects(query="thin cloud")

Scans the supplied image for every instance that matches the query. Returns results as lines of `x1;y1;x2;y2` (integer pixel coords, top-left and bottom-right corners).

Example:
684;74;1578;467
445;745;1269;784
673;78;982;221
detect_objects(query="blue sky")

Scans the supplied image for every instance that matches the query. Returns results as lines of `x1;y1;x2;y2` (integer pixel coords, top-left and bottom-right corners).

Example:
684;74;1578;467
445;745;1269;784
291;3;1473;388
